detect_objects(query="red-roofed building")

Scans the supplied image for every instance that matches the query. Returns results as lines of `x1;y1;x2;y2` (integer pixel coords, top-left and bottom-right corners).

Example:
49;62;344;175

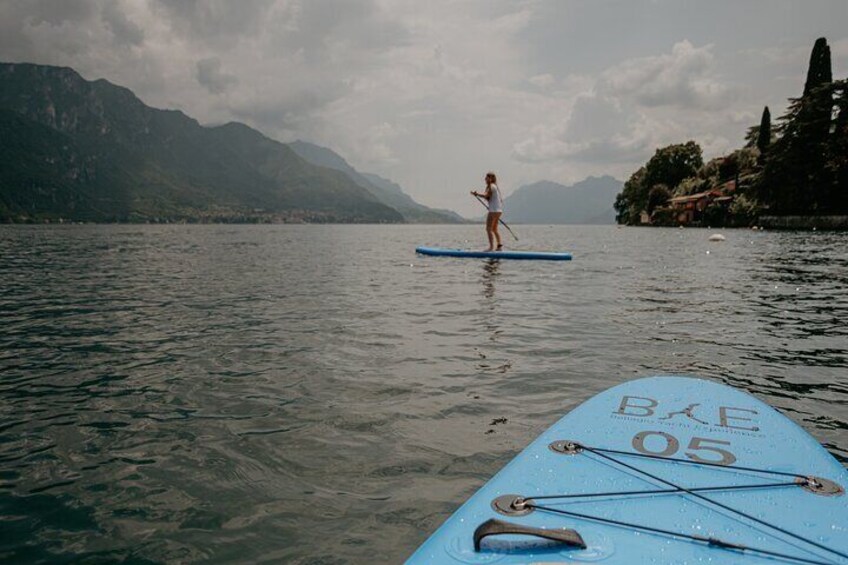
665;181;737;225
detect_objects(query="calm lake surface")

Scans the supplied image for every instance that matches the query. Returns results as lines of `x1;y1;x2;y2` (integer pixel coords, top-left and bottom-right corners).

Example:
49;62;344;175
1;224;846;563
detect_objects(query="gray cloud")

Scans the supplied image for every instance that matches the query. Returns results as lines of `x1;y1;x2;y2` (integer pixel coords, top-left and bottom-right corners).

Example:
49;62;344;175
195;57;237;94
565;95;630;141
150;0;408;62
25;0;97;27
102;1;144;46
225;80;352;136
151;0;277;49
513;40;742;168
0;1;845;216
599;41;733;110
0;0;146;62
0;0;94;61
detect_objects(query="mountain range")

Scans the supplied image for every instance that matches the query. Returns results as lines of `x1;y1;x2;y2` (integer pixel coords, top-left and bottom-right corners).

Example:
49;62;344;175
289;140;463;223
501;176;622;224
0;62;621;225
0;62;457;224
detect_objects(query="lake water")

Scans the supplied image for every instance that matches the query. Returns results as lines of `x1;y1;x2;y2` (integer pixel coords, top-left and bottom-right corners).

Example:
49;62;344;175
1;224;846;563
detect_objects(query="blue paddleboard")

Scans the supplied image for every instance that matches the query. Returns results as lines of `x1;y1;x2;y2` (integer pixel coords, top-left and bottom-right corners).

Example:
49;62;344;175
407;376;848;564
416;246;572;261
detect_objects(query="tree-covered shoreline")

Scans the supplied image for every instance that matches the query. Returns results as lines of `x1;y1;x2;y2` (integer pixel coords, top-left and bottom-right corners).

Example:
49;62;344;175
615;37;848;228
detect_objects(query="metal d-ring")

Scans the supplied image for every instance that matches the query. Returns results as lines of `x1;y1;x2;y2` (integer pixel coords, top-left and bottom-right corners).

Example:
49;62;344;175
796;475;844;496
549;440;584;455
492;494;535;516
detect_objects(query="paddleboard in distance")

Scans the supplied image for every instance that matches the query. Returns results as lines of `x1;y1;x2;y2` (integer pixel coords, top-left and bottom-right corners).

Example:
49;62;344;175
406;376;848;564
416;246;572;261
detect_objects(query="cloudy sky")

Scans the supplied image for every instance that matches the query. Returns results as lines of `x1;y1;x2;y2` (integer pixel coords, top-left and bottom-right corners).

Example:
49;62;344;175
1;0;846;216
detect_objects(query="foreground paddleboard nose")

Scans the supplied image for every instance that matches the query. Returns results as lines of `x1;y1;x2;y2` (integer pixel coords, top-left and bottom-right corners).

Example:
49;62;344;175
405;376;848;564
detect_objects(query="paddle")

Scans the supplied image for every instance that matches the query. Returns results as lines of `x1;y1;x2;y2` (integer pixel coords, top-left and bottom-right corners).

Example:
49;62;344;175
472;193;519;241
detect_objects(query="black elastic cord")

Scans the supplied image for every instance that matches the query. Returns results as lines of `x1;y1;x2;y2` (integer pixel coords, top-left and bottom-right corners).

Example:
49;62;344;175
528;480;799;502
581;444;848;561
589;446;806;479
528;501;835;565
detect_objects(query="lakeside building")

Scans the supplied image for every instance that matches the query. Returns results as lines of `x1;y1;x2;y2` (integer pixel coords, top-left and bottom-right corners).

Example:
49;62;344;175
651;179;738;226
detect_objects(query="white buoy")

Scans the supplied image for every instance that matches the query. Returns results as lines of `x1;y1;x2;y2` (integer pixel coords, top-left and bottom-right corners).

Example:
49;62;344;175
708;233;726;242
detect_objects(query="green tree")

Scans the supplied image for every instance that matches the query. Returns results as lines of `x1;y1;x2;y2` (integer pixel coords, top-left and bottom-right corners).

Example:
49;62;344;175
729;194;759;226
760;38;834;214
643;141;703;191
718;154;739;181
614;166;647;225
759;97;809;213
804;37;832;96
803;39;834;163
613;191;628;224
614;142;703;225
647;184;671;215
827;81;848;213
701;203;726;227
756;106;771;155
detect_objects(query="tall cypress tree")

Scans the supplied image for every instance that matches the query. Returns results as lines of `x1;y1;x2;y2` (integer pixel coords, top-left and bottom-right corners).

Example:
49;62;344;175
803;38;833;211
804;37;832;95
830;82;848;213
761;38;834;214
756;106;771;155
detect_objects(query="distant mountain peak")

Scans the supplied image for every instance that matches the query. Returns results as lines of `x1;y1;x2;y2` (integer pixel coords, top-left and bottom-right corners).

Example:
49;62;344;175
503;176;622;224
289;140;465;223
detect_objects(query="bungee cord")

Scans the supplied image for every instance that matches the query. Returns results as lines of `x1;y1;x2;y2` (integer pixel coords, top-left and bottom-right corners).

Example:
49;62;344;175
491;440;845;564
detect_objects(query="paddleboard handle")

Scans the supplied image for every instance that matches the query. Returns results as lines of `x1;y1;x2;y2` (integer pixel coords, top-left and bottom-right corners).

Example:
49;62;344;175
472;518;587;552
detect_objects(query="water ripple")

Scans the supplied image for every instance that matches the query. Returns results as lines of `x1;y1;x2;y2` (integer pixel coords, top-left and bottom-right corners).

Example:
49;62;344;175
0;224;846;563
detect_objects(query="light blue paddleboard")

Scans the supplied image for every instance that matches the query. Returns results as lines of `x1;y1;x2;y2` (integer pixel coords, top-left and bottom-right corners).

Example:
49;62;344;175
416;246;572;261
407;376;848;564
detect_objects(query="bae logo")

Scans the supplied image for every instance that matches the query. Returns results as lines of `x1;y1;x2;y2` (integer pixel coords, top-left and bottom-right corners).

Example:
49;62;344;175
658;403;709;425
613;395;760;432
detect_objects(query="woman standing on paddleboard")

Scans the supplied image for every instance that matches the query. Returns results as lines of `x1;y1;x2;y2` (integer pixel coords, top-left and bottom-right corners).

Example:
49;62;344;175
471;172;503;251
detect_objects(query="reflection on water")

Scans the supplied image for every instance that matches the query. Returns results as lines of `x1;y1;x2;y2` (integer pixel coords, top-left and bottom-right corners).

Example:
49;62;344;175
0;224;845;563
480;259;501;300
